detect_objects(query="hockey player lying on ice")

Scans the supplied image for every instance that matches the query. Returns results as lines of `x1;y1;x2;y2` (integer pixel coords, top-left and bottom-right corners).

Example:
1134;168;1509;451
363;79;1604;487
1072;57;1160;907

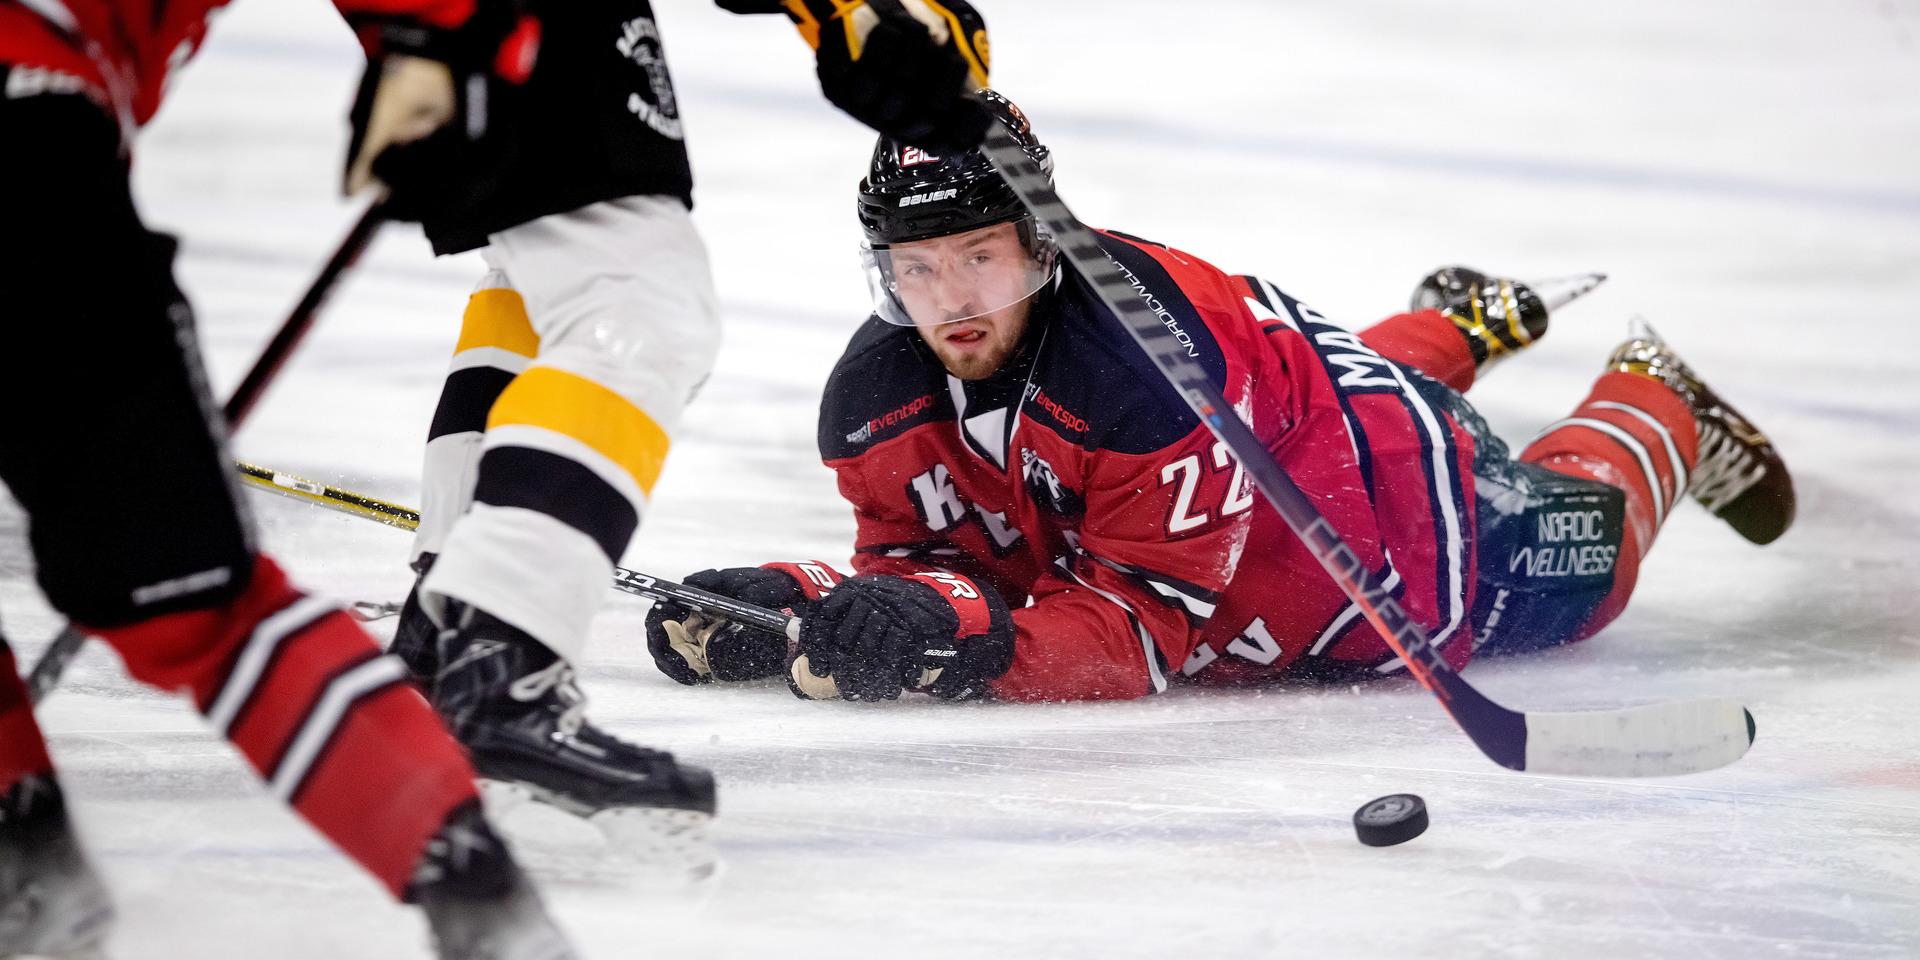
644;90;1796;705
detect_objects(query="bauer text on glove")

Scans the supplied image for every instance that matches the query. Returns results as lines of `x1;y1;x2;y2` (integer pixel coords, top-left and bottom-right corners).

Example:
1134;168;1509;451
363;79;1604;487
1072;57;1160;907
791;571;1012;702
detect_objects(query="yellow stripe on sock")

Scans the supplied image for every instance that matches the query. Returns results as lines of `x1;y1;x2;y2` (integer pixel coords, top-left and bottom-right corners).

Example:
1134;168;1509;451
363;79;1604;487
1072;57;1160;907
454;288;540;358
486;367;672;495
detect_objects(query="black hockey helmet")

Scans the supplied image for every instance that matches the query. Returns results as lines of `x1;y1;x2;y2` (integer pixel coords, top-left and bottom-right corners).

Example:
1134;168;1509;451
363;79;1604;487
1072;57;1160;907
858;90;1058;327
857;89;1053;246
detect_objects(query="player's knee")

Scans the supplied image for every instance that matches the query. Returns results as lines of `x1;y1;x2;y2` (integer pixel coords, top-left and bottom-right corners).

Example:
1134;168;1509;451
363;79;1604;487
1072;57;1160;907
85;555;296;696
541;291;718;417
1470;463;1627;656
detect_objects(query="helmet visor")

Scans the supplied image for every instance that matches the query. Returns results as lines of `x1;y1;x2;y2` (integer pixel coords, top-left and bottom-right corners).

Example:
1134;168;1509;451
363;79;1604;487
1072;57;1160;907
862;219;1058;327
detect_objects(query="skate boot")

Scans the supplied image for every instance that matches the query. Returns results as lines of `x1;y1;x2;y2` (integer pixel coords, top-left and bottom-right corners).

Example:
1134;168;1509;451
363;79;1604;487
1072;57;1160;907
1413;266;1607;375
0;776;114;960
413;802;577;960
430;601;716;861
388;560;440;686
1413;266;1549;375
1607;318;1795;544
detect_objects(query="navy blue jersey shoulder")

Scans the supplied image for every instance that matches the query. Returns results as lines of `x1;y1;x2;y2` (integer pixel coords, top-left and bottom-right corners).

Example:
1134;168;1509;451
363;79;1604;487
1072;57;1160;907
818;315;952;461
1017;231;1232;456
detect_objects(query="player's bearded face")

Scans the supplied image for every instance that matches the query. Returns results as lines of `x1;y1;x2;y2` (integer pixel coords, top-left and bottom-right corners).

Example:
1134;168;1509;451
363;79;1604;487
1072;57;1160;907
891;222;1040;380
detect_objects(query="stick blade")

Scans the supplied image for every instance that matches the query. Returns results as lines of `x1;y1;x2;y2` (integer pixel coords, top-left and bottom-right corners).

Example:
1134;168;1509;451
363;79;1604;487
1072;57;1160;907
1522;698;1755;777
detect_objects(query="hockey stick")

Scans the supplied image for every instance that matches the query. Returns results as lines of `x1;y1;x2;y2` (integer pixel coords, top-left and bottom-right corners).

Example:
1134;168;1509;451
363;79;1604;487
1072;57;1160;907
25;202;389;704
224;202;389;429
228;461;801;640
980;121;1754;778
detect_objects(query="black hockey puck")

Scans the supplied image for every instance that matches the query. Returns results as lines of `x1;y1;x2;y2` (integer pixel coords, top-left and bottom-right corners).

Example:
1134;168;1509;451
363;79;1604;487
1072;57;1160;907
1353;794;1428;847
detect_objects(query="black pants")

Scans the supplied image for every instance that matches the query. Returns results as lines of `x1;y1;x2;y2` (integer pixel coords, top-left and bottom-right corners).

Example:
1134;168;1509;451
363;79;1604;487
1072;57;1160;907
0;83;252;626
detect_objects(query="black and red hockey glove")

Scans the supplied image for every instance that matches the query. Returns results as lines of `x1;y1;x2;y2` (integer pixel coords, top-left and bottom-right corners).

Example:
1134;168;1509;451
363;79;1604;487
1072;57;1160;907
790;571;1013;702
340;1;542;222
644;562;842;684
718;0;993;154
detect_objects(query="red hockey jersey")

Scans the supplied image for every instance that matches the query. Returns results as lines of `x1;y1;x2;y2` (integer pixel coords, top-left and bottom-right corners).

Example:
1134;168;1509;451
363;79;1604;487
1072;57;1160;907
816;231;1480;702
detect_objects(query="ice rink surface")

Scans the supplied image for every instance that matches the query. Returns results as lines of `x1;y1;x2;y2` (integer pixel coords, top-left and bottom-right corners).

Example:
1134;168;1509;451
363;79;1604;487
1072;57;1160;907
5;1;1919;957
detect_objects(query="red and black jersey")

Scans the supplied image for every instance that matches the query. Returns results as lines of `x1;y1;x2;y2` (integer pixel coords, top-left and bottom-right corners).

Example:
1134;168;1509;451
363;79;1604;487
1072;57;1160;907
817;231;1480;702
0;0;470;131
0;0;227;128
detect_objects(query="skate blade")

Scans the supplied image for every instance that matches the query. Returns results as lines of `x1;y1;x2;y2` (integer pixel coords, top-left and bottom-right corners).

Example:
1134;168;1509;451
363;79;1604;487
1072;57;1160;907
1533;271;1607;311
6;949;110;960
479;779;719;883
3;876;115;960
588;806;718;881
479;778;537;820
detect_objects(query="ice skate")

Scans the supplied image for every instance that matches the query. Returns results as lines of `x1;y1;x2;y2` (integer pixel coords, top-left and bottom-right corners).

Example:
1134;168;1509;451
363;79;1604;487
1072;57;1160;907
389;572;441;685
0;777;114;960
429;601;716;867
1412;266;1550;373
1413;266;1607;375
413;804;577;960
1608;318;1796;544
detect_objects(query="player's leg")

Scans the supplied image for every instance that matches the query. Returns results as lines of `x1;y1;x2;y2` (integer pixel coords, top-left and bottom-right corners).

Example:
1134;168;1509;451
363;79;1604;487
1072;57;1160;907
0;88;572;956
1236;268;1549;394
410;195;720;834
1609;320;1794;545
390;271;540;681
1473;346;1700;654
1486;319;1795;654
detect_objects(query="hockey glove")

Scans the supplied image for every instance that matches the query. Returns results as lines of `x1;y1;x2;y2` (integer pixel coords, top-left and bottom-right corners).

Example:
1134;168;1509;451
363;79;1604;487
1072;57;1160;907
645;563;842;684
341;2;542;221
790;571;1013;702
722;0;993;154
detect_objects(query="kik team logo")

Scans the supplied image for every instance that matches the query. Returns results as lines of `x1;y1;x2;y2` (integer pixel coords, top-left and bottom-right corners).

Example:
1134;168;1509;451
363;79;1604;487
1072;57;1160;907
905;465;1024;555
1021;449;1084;518
616;17;684;141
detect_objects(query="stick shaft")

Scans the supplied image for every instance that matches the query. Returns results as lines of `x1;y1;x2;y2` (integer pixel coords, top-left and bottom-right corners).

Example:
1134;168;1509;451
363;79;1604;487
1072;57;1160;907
224;203;387;427
231;462;801;641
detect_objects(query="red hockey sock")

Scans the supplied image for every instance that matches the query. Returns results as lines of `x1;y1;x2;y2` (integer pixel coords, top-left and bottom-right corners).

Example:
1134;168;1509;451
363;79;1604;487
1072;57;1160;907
0;641;57;797
1360;309;1478;393
1521;372;1698;639
85;555;479;898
